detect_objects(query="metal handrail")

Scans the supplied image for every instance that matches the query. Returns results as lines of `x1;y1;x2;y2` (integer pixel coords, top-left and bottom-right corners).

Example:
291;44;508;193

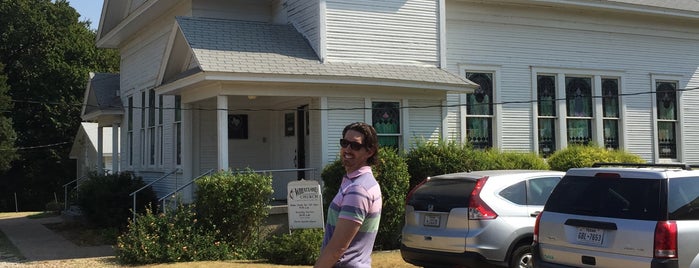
130;168;180;221
63;175;88;211
158;169;215;211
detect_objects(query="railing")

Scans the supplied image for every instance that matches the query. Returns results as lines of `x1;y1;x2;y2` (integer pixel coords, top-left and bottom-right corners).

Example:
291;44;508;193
158;169;215;212
63;175;88;211
129;168;180;221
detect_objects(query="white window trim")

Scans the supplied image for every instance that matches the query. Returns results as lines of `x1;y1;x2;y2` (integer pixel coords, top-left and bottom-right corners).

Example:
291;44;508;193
458;64;502;149
650;74;685;163
127;95;134;167
531;67;626;155
365;99;406;151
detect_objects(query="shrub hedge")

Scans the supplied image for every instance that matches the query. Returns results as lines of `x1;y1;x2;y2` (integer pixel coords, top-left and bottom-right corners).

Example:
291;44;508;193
77;172;157;229
547;145;645;171
404;139;477;191
260;228;323;265
115;204;231;264
194;169;273;259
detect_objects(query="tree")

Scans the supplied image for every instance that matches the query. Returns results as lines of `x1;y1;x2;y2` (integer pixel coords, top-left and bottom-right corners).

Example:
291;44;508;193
0;65;17;171
0;0;119;211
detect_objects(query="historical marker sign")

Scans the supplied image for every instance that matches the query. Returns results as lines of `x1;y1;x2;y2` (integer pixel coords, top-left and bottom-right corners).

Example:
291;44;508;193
287;180;324;229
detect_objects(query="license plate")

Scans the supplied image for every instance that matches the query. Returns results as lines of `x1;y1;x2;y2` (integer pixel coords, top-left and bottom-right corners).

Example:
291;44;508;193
424;214;440;227
576;227;604;245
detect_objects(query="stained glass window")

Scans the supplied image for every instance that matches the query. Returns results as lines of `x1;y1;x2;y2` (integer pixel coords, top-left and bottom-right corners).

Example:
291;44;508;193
566;77;592;145
465;72;494;149
656;81;677;159
602;79;619;149
537;75;556;156
372;102;400;149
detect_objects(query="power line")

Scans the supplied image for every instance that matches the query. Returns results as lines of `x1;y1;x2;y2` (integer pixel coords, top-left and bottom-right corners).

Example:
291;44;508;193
8;86;699;113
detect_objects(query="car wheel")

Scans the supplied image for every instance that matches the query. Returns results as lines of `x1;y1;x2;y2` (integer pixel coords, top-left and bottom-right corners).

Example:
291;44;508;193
509;244;532;268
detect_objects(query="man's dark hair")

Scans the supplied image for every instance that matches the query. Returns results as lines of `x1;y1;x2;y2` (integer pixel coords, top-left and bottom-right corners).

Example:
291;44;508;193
342;122;379;165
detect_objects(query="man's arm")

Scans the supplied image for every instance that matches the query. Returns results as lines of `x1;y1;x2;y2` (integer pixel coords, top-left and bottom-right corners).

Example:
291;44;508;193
314;218;361;268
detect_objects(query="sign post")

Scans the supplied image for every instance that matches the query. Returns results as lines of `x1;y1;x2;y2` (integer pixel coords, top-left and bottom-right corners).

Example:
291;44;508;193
287;180;324;230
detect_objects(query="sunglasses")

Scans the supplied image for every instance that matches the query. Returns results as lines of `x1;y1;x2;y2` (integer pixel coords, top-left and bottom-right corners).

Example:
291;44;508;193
340;139;365;150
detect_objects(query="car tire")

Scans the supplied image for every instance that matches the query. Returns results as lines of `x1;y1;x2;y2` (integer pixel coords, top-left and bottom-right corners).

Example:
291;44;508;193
509;244;532;268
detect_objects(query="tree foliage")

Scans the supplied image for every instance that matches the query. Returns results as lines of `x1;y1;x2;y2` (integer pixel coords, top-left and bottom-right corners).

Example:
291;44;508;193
0;0;119;211
0;65;17;171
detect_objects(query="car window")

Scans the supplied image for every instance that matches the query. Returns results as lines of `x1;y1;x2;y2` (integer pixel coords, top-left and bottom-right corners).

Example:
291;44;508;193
669;177;699;220
545;176;663;220
500;181;526;205
527;177;561;205
407;178;476;212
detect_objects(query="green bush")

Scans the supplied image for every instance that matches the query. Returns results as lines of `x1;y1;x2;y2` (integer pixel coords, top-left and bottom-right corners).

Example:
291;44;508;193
195;169;273;259
547;145;645;171
404;139;478;191
115;204;231;265
321;147;410;250
372;147;410;250
45;201;64;214
474;149;550;170
260;228;323;265
77;172;157;228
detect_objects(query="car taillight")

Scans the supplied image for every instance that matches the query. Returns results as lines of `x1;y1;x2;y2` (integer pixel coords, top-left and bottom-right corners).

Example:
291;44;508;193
468;177;497;220
405;177;430;203
654;221;678;258
534;212;543;243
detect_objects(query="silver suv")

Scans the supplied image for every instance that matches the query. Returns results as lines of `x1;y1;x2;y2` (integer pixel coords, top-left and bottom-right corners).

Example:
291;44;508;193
533;163;699;268
401;170;564;268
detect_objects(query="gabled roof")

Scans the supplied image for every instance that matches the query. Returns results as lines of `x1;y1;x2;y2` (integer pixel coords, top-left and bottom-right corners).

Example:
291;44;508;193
81;72;123;124
69;122;115;159
157;17;478;94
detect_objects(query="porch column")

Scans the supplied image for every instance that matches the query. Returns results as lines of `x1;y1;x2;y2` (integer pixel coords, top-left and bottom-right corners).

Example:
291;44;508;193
182;102;194;203
97;126;104;175
112;123;119;173
217;95;229;171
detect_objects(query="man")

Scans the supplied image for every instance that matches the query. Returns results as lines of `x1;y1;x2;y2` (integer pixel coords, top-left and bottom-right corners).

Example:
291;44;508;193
315;122;382;268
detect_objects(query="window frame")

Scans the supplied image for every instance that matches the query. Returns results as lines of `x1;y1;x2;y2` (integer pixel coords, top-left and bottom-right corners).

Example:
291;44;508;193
370;100;402;150
531;68;625;156
459;65;501;149
651;74;684;162
127;96;134;167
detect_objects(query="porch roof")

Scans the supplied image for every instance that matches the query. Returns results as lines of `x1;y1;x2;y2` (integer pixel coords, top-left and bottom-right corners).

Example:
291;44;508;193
158;17;477;94
81;72;122;124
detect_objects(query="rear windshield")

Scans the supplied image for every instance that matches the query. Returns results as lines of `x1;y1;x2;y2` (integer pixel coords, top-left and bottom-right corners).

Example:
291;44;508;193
545;176;664;221
407;178;476;212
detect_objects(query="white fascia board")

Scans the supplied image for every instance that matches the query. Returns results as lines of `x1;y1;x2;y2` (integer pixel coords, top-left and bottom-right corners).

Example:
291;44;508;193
156;71;476;95
531;0;699;19
207;72;476;93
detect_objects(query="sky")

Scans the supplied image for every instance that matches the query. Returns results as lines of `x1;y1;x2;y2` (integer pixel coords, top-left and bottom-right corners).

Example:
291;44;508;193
68;0;104;29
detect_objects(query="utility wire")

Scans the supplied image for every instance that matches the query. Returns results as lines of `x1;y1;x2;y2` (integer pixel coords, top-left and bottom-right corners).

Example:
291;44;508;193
8;86;699;112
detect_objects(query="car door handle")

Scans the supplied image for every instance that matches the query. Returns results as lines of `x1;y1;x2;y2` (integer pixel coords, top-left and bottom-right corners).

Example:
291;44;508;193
531;211;541;217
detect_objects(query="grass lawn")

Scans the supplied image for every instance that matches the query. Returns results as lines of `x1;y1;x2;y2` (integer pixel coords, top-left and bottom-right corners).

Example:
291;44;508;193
0;212;416;268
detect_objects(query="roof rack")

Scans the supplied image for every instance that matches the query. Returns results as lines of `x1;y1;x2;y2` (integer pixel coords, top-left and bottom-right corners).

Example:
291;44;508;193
592;162;699;171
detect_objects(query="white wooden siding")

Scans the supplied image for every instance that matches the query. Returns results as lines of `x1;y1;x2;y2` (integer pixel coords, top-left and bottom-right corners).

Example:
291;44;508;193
326;98;365;163
445;2;699;161
325;0;439;65
192;0;272;22
408;99;442;146
286;0;321;57
684;78;699;164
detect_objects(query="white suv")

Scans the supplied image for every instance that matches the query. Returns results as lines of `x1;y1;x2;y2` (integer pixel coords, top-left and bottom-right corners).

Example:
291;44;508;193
401;170;564;268
533;163;699;268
